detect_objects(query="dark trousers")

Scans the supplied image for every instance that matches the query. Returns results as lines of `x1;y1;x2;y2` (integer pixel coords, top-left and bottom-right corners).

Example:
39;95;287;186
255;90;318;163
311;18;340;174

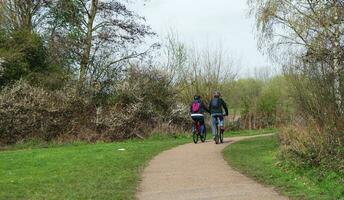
191;116;205;135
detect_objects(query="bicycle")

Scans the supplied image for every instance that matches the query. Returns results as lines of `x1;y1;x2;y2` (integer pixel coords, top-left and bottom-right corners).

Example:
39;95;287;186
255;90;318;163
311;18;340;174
213;116;224;144
192;120;206;144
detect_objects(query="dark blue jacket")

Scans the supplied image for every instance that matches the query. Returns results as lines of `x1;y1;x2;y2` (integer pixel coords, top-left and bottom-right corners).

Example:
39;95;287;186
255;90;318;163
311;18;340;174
209;98;228;115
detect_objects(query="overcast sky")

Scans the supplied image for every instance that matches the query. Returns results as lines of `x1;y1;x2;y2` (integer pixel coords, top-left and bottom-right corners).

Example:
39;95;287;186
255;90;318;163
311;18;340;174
134;0;271;76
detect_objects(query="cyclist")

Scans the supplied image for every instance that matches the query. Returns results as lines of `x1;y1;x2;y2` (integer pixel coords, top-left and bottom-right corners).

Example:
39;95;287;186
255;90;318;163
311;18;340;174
190;95;209;137
209;91;228;141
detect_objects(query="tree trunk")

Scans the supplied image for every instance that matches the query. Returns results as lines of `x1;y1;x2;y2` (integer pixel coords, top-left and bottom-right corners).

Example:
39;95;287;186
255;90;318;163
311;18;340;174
333;6;342;115
96;106;102;126
79;0;98;90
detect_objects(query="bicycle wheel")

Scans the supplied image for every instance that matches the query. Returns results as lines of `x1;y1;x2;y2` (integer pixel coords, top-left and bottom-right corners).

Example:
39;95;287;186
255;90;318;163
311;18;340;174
192;130;198;144
220;129;224;143
215;125;219;144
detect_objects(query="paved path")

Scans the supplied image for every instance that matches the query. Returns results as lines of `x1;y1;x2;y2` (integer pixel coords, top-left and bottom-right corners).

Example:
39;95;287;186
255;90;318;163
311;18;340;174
136;135;288;200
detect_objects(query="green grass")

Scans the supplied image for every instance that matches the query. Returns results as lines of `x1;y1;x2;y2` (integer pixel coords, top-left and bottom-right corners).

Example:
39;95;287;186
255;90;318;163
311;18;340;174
0;136;190;200
223;135;344;200
224;128;276;137
0;130;274;200
0;139;89;151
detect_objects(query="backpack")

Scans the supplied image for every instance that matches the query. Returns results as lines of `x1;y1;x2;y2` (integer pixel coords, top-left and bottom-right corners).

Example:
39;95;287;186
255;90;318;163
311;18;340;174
211;98;221;109
192;101;201;113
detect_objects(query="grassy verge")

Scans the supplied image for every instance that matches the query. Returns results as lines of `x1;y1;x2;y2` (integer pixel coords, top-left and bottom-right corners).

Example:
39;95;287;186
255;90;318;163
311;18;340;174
0;135;189;200
224;128;276;137
0;128;274;151
0;130;273;199
0;139;89;151
223;135;344;200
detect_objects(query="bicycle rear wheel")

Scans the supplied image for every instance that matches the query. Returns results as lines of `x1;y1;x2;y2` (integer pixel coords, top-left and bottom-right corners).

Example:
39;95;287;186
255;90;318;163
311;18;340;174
214;126;219;144
220;129;224;143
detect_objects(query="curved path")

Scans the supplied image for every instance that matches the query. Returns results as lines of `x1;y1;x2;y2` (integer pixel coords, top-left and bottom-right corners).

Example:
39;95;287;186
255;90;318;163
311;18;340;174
136;135;288;200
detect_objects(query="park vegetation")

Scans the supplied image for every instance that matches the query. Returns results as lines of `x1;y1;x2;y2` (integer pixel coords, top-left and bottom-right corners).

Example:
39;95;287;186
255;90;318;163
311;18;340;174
0;0;342;180
0;0;293;146
248;0;343;174
0;0;180;144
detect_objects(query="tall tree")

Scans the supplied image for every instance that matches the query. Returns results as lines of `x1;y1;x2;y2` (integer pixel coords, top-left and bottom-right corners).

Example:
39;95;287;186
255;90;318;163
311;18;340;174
49;0;154;90
248;0;344;124
0;0;49;32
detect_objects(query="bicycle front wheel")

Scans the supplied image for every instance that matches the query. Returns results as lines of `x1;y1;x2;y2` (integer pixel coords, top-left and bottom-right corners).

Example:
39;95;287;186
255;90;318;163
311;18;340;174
192;131;199;144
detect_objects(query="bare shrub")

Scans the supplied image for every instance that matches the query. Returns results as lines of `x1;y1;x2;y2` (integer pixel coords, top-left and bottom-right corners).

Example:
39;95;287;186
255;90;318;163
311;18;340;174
101;102;153;139
0;80;95;145
165;103;190;130
0;66;194;145
279;120;343;171
96;66;188;139
151;103;191;135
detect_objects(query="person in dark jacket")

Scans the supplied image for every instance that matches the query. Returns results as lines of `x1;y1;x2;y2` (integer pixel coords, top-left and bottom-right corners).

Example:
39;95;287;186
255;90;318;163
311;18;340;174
190;95;209;136
209;91;228;140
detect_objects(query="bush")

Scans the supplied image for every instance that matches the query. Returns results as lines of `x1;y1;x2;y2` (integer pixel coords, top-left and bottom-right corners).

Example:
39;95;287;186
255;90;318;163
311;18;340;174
98;67;189;139
279;121;344;173
0;67;191;145
0;80;95;145
0;30;50;87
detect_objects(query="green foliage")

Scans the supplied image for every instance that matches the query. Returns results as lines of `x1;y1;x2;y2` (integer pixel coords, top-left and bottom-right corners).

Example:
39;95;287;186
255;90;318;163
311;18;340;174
224;136;344;200
0;30;49;87
258;76;294;125
231;78;263;115
258;85;279;114
223;76;294;129
50;0;84;27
